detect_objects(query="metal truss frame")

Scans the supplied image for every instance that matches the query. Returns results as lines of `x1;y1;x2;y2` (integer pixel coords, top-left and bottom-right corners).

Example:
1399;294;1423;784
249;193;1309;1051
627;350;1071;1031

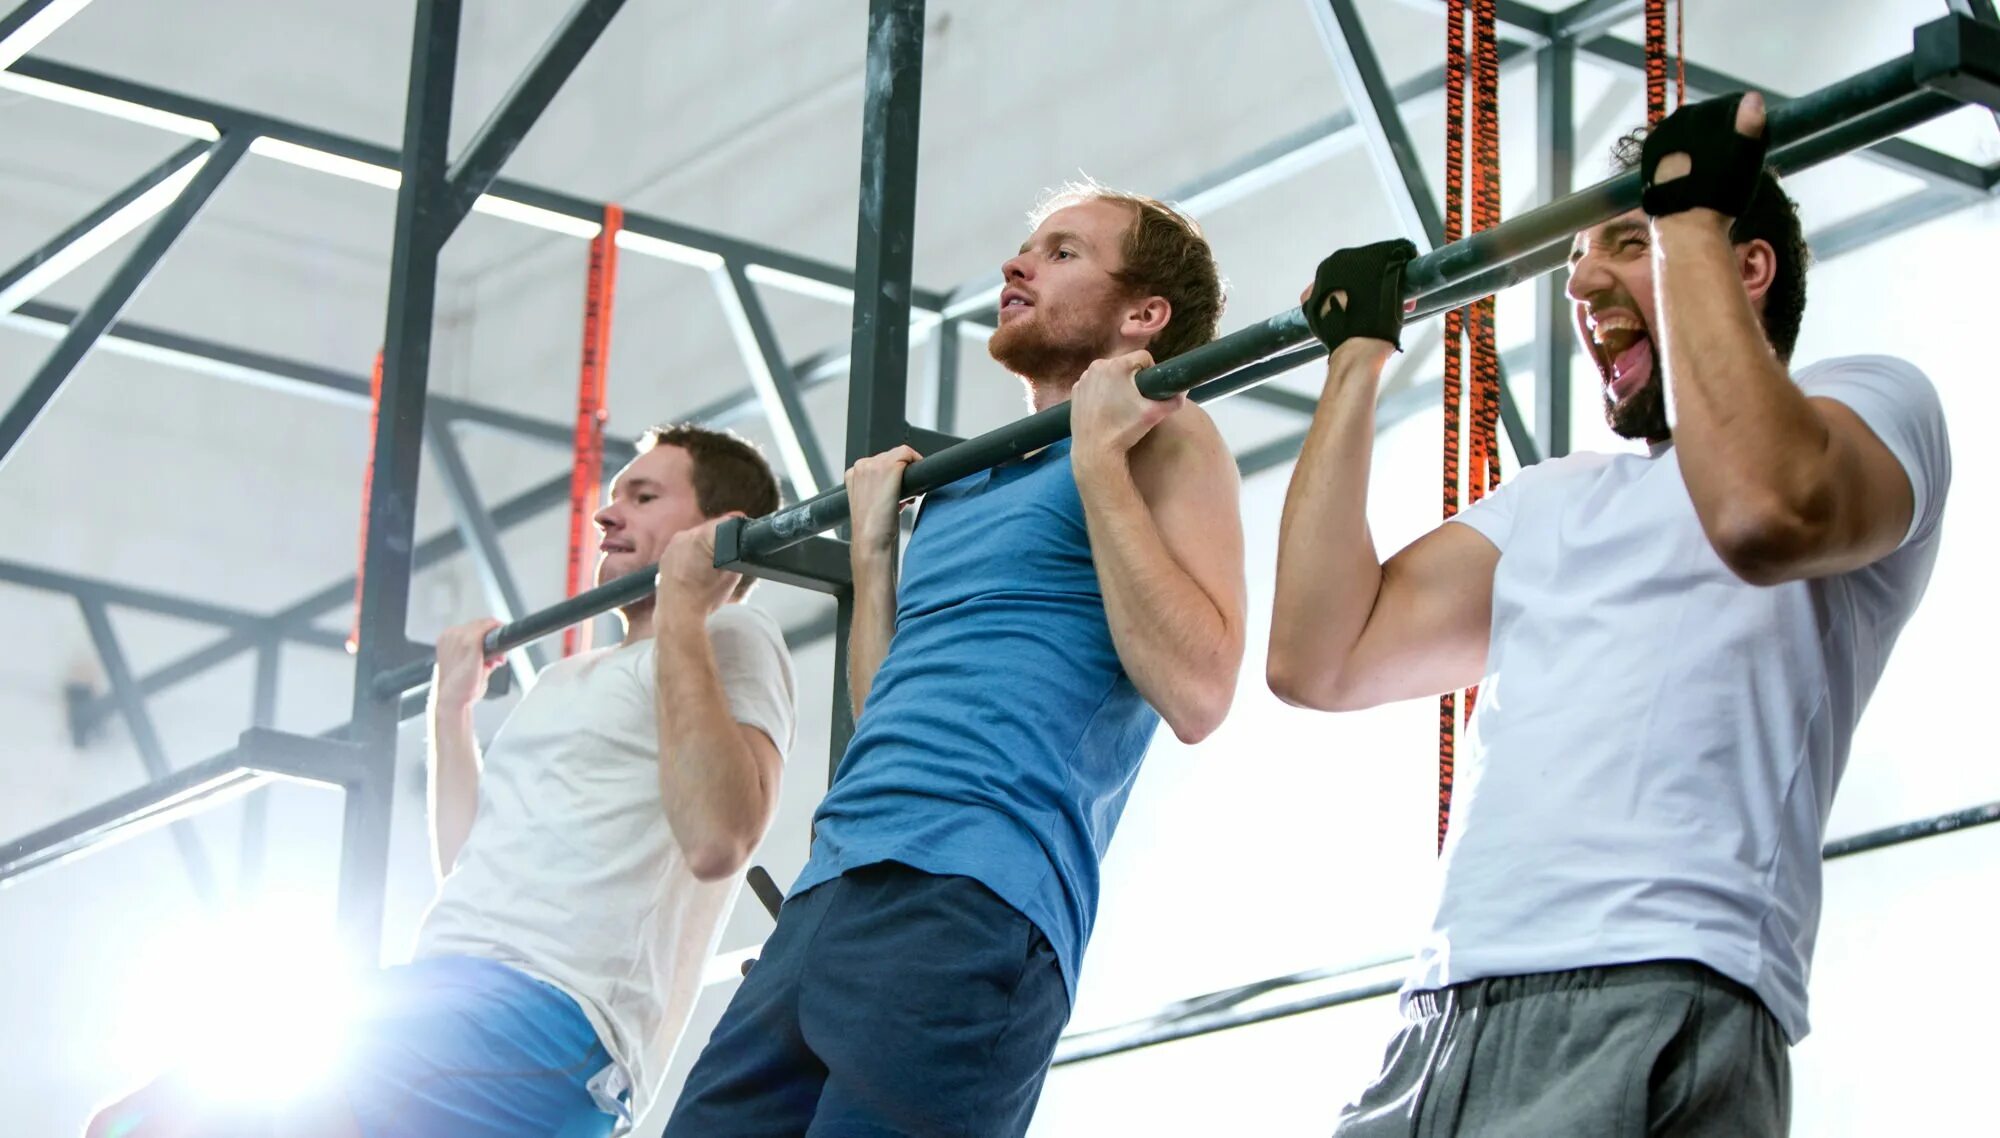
2;0;1998;1086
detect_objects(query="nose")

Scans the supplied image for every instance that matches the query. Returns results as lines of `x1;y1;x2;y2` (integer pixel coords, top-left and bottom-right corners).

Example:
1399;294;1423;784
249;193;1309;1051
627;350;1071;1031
594;501;620;533
1000;252;1030;283
1564;247;1610;305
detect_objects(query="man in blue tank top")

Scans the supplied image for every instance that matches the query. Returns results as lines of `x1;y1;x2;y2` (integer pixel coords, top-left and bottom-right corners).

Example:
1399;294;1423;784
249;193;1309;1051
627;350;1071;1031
666;185;1248;1137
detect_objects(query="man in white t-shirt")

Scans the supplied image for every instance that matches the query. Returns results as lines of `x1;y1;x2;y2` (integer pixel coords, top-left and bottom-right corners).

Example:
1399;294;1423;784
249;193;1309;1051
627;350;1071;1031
1269;95;1950;1135
87;424;798;1138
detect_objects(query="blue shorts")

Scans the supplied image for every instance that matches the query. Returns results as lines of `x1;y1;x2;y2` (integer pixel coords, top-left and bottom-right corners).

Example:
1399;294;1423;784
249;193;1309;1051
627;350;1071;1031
342;956;619;1138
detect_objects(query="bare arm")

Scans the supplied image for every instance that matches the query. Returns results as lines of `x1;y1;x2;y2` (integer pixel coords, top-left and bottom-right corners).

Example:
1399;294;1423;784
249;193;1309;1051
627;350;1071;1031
1654;212;1912;584
654;520;785;882
427;618;501;881
1268;339;1498;712
1072;354;1246;744
843;446;919;720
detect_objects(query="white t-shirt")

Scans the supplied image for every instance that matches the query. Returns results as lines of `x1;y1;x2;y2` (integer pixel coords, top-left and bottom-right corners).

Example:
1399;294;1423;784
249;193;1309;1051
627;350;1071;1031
414;603;796;1121
1412;355;1950;1043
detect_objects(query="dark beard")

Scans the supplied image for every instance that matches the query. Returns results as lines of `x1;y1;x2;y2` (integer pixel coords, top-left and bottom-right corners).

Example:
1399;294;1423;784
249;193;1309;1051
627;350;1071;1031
1605;374;1670;441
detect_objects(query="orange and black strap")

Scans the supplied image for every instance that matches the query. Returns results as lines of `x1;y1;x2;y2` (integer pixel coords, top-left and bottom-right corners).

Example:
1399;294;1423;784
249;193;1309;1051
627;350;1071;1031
1646;0;1668;126
1439;0;1469;853
347;349;384;656
564;205;624;657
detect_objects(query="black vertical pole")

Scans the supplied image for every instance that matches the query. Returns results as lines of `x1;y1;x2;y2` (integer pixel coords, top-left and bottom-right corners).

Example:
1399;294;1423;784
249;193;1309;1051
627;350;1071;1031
340;0;462;966
831;0;926;785
1534;38;1575;459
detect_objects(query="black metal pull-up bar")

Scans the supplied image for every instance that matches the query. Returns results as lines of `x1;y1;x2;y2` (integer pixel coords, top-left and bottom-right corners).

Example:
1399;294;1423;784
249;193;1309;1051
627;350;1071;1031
366;14;1994;702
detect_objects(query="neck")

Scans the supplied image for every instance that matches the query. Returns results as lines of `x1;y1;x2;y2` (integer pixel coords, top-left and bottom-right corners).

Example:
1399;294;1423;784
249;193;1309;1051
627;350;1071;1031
1025;375;1074;412
617;601;650;646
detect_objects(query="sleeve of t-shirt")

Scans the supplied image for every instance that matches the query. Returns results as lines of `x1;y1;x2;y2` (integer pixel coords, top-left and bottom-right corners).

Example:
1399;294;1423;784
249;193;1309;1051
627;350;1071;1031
1444;462;1538;553
703;603;799;758
1798;355;1952;548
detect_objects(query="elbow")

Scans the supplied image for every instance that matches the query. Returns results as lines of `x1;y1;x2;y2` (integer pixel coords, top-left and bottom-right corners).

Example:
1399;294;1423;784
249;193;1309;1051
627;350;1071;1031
684;837;754;883
1265;649;1358;713
1706;494;1828;587
1164;671;1238;746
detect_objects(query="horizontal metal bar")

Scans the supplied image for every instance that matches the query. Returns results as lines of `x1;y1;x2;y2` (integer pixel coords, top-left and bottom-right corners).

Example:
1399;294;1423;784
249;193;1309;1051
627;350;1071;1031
3;56;951;312
0;0;93;71
0;751;267;886
0;558;343;648
1823;800;2000;859
1808;185;1982;263
1052;795;2000;1064
903;425;964;456
1579;34;1990;194
713;527;853;596
1916;8;2000;112
351;43;1946;684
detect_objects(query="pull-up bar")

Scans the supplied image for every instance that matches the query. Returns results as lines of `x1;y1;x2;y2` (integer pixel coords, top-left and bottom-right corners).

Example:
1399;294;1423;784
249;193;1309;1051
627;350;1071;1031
368;14;1996;702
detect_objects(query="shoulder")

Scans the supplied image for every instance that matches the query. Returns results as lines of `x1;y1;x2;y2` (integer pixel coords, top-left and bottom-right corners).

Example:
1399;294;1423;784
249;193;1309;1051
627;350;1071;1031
1131;399;1232;478
1796;354;1939;406
707;601;789;651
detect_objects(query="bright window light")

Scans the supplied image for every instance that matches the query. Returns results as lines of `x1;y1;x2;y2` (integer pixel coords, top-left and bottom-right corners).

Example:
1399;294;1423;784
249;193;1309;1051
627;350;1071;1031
0;70;218;140
246;137;400;190
0;0;97;72
468;194;602;238
107;894;358;1107
613;228;724;272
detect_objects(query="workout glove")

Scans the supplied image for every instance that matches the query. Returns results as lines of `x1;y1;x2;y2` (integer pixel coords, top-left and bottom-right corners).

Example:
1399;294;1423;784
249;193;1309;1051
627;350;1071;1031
1640;93;1769;220
1303;238;1419;352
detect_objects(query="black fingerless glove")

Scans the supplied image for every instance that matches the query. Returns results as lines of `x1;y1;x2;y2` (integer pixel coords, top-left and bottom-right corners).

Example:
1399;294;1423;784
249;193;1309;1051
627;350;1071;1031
1640;93;1769;219
1303;238;1419;352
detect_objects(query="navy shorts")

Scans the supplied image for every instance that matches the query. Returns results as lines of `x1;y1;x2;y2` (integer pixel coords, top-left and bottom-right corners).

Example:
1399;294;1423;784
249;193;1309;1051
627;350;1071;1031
664;861;1070;1137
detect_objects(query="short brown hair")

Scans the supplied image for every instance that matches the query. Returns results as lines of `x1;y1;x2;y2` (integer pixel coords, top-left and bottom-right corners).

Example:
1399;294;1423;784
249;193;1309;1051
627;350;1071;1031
638;423;781;599
1033;182;1225;363
1610;129;1810;360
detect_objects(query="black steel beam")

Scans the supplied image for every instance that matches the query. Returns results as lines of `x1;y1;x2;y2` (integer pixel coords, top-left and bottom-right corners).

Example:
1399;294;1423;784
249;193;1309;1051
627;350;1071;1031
77;598;220;905
716;260;836;495
0;139;212;314
834;0;928;780
424;418;552;682
1823;800;2000;859
714;528;852;597
1308;0;1448;251
1535;40;1576;459
1579;35;1991;195
338;0;461;965
926;318;961;435
0;751;266;887
4;56;954;312
1553;0;1643;42
0;132;247;472
1946;0;2000;128
236;636;280;902
0;0;92;69
1916;7;2000;112
441;0;629;228
0;558;345;649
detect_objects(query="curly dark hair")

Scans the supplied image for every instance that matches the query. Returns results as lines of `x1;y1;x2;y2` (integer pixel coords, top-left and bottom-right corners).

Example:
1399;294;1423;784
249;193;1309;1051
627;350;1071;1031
1611;129;1810;361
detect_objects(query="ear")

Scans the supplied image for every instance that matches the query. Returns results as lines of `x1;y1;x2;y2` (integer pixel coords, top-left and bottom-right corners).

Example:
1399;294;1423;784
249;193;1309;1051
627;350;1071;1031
1737;237;1778;306
1124;294;1172;342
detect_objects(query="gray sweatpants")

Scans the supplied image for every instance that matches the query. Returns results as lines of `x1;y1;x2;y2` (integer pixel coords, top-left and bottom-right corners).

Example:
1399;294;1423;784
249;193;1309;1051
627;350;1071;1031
1332;960;1790;1137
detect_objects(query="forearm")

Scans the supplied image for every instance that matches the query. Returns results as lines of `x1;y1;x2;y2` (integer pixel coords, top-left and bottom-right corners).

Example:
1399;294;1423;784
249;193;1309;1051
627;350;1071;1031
655;606;775;880
1075;455;1240;743
846;546;898;719
1268;345;1387;705
425;702;481;880
1655;214;1832;548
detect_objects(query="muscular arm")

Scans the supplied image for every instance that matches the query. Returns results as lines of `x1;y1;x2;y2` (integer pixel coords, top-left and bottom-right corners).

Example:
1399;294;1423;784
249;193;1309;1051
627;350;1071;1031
1268;340;1498;711
846;543;898;721
654;604;784;882
1653;212;1913;585
1074;405;1246;744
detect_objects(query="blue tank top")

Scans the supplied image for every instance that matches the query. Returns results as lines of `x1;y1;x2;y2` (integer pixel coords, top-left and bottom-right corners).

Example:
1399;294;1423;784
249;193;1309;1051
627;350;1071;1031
791;439;1160;1000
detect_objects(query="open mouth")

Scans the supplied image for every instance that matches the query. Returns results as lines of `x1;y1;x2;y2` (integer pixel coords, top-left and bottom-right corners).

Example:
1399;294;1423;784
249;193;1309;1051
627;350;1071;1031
998;288;1034;320
1590;311;1653;403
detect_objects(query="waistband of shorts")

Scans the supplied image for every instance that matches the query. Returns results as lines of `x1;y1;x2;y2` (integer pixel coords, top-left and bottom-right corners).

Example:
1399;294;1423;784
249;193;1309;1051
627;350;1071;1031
1404;959;1760;1020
